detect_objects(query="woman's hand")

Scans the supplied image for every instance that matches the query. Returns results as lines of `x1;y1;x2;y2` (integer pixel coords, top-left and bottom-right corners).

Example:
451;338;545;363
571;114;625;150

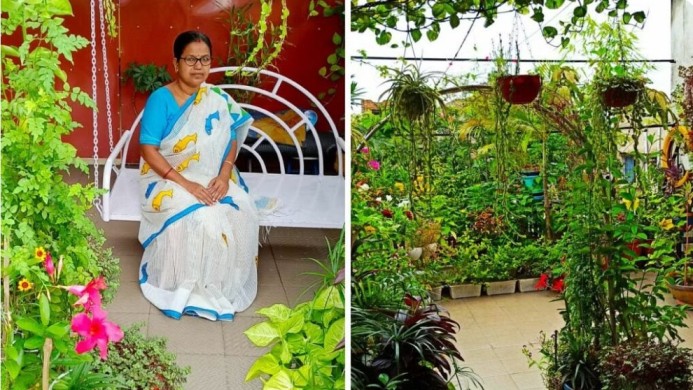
184;180;215;205
207;175;230;202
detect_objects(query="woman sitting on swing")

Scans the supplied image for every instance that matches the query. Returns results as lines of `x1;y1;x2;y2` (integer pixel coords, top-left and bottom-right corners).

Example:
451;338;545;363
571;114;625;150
137;30;258;321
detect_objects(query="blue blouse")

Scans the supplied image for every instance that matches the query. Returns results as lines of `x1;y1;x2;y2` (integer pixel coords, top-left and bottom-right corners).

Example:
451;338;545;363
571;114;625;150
139;87;188;147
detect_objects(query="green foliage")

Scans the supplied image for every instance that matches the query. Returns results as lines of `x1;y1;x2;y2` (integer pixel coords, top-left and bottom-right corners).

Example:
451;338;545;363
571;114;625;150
599;341;693;389
221;0;288;101
309;0;345;101
94;323;190;389
2;2;122;388
245;231;345;389
122;62;171;94
351;0;647;49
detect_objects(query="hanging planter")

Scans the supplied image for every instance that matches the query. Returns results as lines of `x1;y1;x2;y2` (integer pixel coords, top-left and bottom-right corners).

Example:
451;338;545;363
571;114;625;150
600;78;643;108
497;75;542;104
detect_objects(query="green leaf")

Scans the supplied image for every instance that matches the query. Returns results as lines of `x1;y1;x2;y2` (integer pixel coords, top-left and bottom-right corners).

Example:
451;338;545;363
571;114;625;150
546;0;565;9
313;286;343;310
633;11;646;24
531;9;544;23
318;66;327;77
264;369;294;390
24;335;45;349
279;313;304;335
245;354;281;381
16;317;44;336
573;6;586;18
303;322;323;343
5;359;19;380
411;29;422;42
327;53;338;65
280;341;291;364
46;322;69;338
622;13;632;24
244;322;279;347
375;31;391;45
426;29;439;42
39;293;50;326
47;0;73;15
542;26;558;39
332;33;342;45
257;304;292;324
324;317;345;352
449;14;460;29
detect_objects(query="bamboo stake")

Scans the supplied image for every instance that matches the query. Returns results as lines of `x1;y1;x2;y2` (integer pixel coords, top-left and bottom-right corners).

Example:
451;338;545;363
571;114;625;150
42;338;53;390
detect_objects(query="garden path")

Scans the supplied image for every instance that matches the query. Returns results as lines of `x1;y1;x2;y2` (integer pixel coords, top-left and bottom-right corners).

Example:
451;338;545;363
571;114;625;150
445;289;693;390
90;210;338;389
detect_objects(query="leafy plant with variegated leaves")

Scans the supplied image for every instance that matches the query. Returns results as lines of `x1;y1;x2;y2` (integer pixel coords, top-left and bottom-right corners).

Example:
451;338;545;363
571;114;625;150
244;231;345;389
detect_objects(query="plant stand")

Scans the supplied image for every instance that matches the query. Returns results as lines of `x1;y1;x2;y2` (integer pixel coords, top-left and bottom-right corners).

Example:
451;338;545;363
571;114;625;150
669;283;693;304
517;277;541;292
485;280;517;295
449;283;482;299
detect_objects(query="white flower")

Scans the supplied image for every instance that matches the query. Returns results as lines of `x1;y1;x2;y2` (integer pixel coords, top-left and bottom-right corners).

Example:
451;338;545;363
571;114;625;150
397;200;410;207
375;197;382;202
385;195;393;202
357;183;370;192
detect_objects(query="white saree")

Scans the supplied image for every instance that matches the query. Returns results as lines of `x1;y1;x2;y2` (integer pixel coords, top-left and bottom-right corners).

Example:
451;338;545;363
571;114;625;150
138;84;258;321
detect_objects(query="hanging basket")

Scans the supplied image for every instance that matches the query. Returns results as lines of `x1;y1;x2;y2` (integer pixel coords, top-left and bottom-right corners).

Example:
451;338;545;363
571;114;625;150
497;75;542;104
601;80;642;108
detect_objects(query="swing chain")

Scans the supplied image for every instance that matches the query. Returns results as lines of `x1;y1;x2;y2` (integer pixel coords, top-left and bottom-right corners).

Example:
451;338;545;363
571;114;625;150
98;0;114;153
90;0;101;207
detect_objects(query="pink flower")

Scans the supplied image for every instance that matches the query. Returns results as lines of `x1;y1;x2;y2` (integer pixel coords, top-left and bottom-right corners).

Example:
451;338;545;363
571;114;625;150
360;147;369;154
367;160;380;170
71;306;123;359
66;276;107;310
382;209;393;218
44;253;55;278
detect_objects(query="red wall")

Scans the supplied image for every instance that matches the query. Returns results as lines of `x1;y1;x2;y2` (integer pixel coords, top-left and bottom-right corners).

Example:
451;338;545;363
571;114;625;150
61;0;344;161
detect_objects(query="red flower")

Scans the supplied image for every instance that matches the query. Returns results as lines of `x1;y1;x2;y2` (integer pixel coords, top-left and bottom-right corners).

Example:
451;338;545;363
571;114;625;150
551;276;565;293
382;209;393;218
535;273;549;290
71;306;123;359
405;210;414;220
44;253;55;279
65;276;107;310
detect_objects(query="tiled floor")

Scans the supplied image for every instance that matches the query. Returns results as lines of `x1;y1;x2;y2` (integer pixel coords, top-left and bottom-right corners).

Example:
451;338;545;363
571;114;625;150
91;210;339;389
444;289;693;390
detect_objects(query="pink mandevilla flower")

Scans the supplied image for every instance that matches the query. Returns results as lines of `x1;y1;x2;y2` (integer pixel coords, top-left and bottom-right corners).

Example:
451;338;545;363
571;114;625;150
66;276;107;310
44;253;55;278
360;147;369;154
71;306;123;359
367;160;380;170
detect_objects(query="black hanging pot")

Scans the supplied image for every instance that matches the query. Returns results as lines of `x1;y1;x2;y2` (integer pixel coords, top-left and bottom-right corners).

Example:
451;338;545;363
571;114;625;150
601;79;642;108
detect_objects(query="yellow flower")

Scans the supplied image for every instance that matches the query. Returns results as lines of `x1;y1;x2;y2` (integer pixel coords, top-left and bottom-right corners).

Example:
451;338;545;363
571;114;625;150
34;246;46;261
394;182;405;192
364;226;376;234
659;218;675;231
17;278;33;292
622;198;639;212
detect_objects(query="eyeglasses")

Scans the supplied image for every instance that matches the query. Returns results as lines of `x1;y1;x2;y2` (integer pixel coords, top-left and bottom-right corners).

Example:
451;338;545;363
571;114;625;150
180;55;211;66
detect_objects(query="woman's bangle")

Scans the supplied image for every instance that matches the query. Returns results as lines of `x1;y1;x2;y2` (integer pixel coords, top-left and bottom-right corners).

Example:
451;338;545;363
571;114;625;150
163;167;174;179
223;161;234;167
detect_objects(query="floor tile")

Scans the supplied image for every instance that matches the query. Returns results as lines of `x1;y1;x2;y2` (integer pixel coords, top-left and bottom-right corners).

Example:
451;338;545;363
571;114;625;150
118;254;142;283
147;313;224;355
225;355;263;389
511;371;545;389
477;374;519;390
108;312;150;333
236;284;288;318
222;316;269;357
276;259;325;287
284;284;319;307
105;281;152;314
176;353;227;390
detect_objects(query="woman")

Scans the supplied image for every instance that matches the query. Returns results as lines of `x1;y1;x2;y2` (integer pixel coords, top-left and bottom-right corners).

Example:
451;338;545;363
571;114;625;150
137;31;258;321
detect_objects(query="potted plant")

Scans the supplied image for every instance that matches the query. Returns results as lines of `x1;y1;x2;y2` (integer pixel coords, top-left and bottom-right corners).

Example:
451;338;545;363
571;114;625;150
447;238;486;299
513;243;548;292
478;244;517;295
599;340;693;389
597;75;644;108
498;74;542;105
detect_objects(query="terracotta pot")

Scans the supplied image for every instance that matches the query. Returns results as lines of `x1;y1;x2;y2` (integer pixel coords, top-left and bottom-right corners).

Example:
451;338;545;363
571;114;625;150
602;83;639;108
497;75;542;104
669;283;693;304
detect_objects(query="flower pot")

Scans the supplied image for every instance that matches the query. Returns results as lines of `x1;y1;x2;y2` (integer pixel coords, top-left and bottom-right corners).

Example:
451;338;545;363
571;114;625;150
407;247;423;261
518;277;542;292
602;83;640;108
497;75;542;104
669;283;693;304
449;283;482;299
428;285;444;301
520;171;540;190
485;280;517;295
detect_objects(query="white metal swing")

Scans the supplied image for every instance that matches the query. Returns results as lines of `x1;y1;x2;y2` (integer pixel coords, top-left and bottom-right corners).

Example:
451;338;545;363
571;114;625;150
93;66;346;229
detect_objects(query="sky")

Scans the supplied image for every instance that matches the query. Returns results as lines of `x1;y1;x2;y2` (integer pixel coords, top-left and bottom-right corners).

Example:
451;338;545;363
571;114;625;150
349;0;673;103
